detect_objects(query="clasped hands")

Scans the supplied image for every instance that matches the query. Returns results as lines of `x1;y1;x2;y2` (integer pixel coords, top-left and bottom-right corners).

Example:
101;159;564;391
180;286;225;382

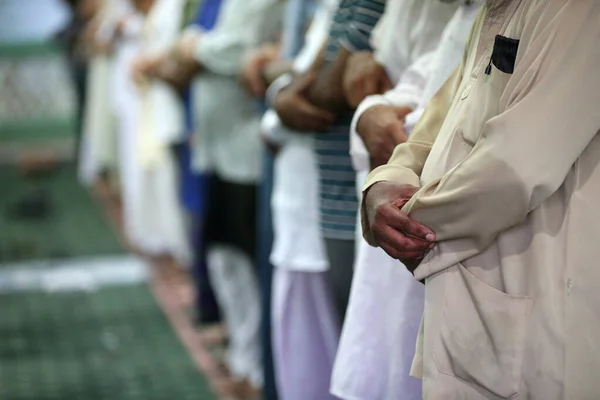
364;181;436;273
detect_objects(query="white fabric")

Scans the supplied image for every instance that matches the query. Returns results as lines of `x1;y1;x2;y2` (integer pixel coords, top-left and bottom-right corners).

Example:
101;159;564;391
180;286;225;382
78;0;127;185
265;0;339;273
270;138;329;272
190;0;283;183
111;8;191;265
331;3;481;400
272;269;339;400
369;0;456;83
266;2;339;399
138;0;185;148
332;171;425;400
79;55;118;184
291;0;339;73
207;245;263;387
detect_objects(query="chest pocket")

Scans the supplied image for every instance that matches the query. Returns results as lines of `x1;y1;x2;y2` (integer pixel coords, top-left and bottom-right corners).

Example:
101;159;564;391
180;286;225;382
460;35;520;146
486;34;520;75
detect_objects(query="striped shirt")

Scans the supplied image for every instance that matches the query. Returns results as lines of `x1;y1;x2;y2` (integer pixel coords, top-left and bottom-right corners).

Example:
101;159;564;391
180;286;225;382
317;0;386;240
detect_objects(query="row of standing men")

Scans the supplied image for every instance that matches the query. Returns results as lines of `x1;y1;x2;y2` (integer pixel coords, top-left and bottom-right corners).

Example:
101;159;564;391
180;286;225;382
77;0;481;398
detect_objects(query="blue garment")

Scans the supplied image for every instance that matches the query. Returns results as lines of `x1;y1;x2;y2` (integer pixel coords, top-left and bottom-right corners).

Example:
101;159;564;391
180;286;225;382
196;0;223;30
177;0;224;324
179;0;224;216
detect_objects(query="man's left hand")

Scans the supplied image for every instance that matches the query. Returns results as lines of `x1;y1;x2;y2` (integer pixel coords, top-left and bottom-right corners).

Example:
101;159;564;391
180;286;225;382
364;181;436;272
344;51;393;108
241;43;280;98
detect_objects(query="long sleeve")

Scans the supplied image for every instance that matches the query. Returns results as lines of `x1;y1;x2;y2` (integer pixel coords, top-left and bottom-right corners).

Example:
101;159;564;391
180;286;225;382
349;51;436;172
349;0;463;172
360;65;462;245
323;0;386;62
193;0;281;75
340;0;386;52
393;1;600;269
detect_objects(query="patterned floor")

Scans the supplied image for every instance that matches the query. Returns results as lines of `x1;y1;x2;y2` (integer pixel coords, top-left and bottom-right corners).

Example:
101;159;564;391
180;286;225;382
0;164;122;264
0;284;214;400
0;164;216;400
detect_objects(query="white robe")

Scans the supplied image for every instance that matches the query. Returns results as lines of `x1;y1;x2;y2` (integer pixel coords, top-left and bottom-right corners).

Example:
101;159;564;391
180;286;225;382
330;2;480;399
113;1;191;265
79;0;128;185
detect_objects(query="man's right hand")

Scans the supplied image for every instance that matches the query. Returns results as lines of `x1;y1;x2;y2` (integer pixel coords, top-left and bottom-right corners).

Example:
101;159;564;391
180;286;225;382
357;105;413;169
273;73;336;132
364;181;435;272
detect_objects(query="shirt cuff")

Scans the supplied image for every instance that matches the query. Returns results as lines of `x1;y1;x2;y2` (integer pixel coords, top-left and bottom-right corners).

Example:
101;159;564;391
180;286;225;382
265;73;293;107
260;109;296;146
349;94;391;172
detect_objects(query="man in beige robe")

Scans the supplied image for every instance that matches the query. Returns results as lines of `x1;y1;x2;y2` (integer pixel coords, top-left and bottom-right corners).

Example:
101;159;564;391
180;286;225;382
361;0;600;398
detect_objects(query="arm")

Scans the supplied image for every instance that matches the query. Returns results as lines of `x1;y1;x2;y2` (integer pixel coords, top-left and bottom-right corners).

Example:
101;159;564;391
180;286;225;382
349;51;436;171
361;65;462;245
375;1;600;273
308;0;386;111
307;46;351;111
192;0;281;76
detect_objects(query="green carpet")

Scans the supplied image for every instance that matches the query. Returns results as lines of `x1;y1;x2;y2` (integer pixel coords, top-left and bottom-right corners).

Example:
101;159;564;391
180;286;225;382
0;164;215;399
0;165;123;264
0;284;215;400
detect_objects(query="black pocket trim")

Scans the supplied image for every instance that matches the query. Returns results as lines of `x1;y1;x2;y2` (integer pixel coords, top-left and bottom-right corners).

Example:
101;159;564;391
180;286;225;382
485;35;520;75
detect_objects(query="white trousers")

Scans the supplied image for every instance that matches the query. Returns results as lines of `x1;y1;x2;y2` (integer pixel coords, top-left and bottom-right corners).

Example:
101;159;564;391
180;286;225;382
116;110;191;266
79;56;118;185
272;269;340;400
207;244;263;387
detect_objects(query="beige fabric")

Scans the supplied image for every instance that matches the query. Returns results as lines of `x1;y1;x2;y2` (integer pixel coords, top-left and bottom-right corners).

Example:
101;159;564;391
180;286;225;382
362;1;600;398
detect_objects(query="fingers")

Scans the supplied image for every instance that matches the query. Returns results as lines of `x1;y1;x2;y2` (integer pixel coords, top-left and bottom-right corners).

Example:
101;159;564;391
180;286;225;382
376;203;435;242
294;72;317;93
387;120;408;145
249;75;266;97
394;106;414;119
380;242;426;262
392;213;436;242
297;99;336;124
377;225;433;253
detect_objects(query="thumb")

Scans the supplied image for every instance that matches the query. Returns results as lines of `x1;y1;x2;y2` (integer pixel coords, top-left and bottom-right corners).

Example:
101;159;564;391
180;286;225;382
388;120;408;145
393;106;414;120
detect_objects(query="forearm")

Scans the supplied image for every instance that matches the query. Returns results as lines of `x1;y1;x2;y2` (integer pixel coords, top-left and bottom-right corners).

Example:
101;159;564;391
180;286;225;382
307;46;351;112
360;67;461;245
400;3;600;275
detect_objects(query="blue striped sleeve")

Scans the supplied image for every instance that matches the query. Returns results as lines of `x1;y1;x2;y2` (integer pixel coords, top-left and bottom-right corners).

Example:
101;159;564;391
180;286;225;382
341;0;387;52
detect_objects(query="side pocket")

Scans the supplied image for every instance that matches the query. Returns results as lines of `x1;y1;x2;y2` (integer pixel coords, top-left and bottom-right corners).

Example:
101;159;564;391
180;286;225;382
433;264;533;399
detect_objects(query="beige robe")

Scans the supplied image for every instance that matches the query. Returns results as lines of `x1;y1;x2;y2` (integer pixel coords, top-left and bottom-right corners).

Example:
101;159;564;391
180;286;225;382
362;1;600;398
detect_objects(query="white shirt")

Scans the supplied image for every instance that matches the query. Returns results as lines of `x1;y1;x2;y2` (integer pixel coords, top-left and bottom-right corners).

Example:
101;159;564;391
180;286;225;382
264;0;339;272
331;4;483;400
349;0;464;173
138;0;185;147
190;0;283;183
